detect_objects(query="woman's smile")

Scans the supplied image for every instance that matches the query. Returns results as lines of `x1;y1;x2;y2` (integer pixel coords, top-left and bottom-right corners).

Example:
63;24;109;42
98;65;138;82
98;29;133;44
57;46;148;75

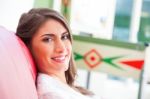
51;55;67;63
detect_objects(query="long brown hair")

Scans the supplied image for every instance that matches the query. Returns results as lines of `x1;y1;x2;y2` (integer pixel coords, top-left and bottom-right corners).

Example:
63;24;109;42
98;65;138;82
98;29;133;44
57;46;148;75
16;8;93;96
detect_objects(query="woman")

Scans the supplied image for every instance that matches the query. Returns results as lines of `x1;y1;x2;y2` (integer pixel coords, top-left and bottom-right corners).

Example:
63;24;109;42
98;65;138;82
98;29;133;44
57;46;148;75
16;8;99;99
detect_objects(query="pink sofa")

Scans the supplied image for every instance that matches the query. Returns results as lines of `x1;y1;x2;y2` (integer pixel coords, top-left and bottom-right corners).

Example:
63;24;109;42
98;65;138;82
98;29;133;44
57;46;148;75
0;26;38;99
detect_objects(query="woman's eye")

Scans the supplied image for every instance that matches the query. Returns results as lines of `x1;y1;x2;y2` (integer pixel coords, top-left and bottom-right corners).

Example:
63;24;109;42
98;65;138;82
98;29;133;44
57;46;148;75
62;34;69;40
42;37;52;42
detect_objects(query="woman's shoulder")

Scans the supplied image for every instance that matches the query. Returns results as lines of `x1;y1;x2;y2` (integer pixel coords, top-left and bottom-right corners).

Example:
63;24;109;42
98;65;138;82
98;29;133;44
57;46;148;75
37;73;53;84
37;73;70;98
37;73;103;99
37;73;60;94
37;73;55;88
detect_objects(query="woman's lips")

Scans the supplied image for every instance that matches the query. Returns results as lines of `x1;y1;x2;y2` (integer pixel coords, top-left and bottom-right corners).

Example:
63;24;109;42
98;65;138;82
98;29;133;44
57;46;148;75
51;55;66;63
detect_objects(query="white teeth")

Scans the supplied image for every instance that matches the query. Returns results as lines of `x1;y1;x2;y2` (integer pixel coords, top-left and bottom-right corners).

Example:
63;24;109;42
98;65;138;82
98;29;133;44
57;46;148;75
53;56;65;61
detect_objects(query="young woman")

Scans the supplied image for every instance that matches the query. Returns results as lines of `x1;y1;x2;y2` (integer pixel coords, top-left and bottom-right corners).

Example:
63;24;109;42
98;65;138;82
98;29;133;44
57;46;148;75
16;8;100;99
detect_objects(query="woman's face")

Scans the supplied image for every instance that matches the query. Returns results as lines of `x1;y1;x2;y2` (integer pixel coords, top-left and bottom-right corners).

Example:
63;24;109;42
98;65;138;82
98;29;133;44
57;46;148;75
30;19;72;75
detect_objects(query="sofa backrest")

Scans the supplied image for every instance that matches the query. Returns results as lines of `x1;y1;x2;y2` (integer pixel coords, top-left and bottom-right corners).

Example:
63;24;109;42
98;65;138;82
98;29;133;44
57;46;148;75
0;26;38;99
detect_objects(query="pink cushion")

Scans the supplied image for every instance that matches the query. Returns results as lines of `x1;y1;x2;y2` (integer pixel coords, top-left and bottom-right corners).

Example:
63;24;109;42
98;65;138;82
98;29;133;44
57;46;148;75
0;26;38;99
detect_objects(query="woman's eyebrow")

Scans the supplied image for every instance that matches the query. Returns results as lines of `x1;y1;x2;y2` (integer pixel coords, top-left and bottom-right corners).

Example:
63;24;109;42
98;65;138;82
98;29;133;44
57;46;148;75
41;33;54;37
62;31;68;35
40;31;68;37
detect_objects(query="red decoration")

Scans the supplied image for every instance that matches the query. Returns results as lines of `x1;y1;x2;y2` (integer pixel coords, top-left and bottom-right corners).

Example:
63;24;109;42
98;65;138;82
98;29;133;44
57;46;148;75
120;60;144;70
84;49;102;68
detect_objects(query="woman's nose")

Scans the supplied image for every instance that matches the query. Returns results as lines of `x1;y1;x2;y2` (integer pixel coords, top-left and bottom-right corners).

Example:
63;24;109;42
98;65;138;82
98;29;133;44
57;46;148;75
55;39;66;53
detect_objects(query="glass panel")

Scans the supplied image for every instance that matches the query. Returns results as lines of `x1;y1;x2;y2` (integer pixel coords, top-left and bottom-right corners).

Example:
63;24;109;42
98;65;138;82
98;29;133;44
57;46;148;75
113;0;133;42
138;0;150;43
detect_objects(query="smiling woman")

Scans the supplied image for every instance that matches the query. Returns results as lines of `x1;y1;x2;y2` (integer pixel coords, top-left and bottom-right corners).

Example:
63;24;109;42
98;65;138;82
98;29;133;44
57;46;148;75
16;8;100;99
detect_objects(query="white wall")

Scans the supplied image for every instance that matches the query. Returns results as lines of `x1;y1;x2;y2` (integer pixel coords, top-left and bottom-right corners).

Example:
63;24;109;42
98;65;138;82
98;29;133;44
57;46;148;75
0;0;34;32
70;0;116;39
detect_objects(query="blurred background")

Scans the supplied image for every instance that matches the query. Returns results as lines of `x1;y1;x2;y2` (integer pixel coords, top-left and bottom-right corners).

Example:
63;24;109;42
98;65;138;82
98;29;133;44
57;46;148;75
0;0;150;99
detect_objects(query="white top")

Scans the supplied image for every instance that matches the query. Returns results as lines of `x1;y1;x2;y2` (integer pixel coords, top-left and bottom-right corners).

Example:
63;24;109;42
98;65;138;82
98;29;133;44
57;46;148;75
37;73;100;99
